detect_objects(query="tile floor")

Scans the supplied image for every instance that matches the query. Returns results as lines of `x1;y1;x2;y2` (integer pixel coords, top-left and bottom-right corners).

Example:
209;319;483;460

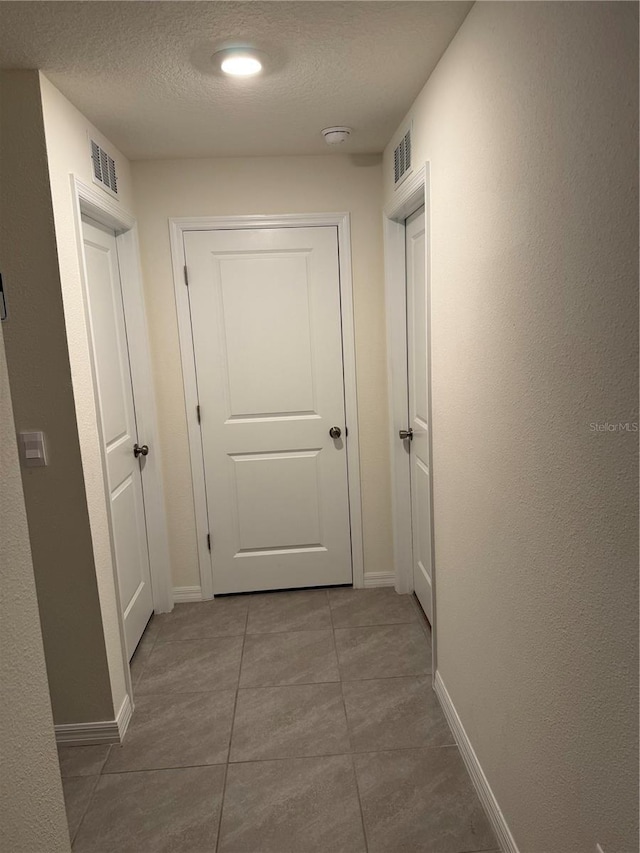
59;587;498;853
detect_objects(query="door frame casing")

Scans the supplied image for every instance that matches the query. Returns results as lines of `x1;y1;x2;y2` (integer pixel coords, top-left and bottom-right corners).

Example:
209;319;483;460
169;213;365;597
71;175;174;627
383;164;438;674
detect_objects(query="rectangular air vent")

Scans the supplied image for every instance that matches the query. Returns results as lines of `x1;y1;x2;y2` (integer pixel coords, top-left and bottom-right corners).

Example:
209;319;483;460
90;138;118;197
393;126;412;186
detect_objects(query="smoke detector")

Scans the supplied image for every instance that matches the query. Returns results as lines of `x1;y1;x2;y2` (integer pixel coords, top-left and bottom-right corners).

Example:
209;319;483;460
321;126;352;146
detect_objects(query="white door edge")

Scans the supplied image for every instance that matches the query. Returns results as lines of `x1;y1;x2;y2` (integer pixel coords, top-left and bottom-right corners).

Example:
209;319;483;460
71;175;174;625
169;213;365;595
382;164;438;676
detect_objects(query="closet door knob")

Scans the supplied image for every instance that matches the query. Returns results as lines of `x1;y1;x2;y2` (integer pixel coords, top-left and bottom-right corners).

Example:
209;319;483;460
329;426;342;439
133;443;149;458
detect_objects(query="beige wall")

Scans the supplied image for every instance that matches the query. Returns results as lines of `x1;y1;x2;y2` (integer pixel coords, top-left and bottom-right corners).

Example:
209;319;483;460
38;73;134;720
0;70;116;725
0;323;70;852
132;154;392;590
384;3;638;851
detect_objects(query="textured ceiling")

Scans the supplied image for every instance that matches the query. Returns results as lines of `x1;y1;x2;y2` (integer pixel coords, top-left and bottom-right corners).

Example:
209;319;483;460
0;1;472;160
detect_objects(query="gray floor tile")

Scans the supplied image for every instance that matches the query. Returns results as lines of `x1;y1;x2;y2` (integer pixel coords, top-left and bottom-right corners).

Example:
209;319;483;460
137;636;243;694
129;615;160;686
62;776;98;842
354;747;496;853
72;766;225;853
230;683;350;761
218;755;366;853
240;629;339;687
58;744;110;777
155;598;248;643
329;587;417;628
129;649;148;688
335;623;432;680
104;691;235;773
342;676;454;752
246;589;331;634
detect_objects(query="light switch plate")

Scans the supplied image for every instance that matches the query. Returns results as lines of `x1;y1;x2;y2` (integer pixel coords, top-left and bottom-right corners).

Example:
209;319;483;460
19;431;47;467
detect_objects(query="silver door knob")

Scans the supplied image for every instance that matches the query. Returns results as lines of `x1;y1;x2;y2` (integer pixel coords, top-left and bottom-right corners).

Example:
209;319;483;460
133;443;149;458
329;426;342;439
398;428;413;440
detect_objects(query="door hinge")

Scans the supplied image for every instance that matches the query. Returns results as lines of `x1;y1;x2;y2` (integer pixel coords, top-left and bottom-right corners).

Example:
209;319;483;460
196;404;201;424
184;265;189;286
207;533;211;551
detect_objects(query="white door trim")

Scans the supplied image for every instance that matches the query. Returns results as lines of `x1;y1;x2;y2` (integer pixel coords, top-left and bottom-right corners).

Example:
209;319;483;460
383;164;438;672
71;176;173;621
169;213;365;596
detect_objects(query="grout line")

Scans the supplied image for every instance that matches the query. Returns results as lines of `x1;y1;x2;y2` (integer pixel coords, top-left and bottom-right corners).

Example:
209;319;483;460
329;618;419;631
146;620;421;642
457;848;503;853
338;672;432;683
66;771;100;845
347;743;459;757
328;600;352;751
350;751;370;853
244;617;416;634
244;625;333;636
144;632;246;645
101;761;228;775
133;671;433;697
329;590;369;853
129;688;237;697
97;742;460;774
214;611;248;853
99;763;227;776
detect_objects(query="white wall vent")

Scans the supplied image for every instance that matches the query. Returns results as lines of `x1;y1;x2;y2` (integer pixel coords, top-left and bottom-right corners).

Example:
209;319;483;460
393;125;413;187
90;138;118;197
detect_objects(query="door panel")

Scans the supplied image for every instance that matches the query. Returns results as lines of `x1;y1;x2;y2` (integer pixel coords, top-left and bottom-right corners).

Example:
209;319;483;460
218;254;316;416
231;451;322;552
184;227;352;594
406;207;433;622
82;217;153;657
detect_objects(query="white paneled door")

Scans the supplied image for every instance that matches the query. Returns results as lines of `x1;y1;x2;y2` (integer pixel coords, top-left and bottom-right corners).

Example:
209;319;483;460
184;227;352;594
405;207;433;622
82;217;154;658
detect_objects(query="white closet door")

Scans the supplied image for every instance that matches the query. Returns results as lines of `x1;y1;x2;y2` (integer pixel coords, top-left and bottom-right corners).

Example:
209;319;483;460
184;226;352;594
83;217;153;656
406;207;433;622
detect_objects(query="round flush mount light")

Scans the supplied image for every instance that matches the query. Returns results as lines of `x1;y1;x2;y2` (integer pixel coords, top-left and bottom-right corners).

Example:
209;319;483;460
321;126;352;145
213;48;264;77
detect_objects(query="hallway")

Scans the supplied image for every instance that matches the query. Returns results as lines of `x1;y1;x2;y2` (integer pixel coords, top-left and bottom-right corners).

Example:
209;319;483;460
60;588;497;852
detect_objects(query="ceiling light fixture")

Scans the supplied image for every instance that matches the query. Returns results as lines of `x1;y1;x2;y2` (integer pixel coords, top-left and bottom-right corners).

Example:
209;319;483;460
214;48;264;77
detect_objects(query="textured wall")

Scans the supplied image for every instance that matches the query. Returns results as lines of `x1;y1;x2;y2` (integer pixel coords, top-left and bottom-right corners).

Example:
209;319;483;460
39;73;134;721
0;325;71;852
132;154;392;589
0;70;115;725
383;3;638;851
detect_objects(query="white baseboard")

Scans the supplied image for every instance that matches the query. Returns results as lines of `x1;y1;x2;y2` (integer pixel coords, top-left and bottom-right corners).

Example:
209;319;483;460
55;693;133;747
363;571;396;588
116;693;133;740
173;585;203;603
434;671;519;853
